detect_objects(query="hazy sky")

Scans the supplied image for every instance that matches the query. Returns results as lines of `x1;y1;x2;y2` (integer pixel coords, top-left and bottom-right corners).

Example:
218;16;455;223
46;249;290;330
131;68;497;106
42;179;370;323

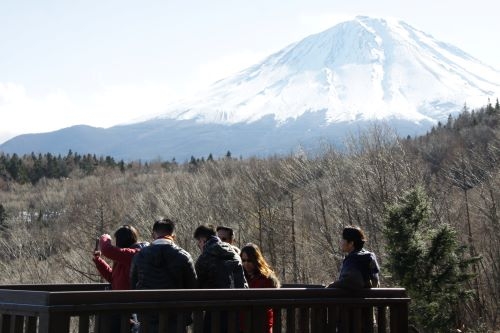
1;0;499;144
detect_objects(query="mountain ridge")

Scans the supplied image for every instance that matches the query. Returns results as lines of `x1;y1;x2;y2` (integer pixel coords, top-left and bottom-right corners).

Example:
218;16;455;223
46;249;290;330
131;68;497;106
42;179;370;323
1;16;499;161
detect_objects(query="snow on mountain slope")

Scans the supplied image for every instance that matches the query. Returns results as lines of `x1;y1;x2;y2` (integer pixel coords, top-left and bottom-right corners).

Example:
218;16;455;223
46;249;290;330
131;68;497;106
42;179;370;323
158;16;500;125
2;16;500;161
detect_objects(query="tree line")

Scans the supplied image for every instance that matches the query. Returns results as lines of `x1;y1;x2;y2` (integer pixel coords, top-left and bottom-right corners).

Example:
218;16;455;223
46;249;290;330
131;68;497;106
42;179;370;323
0;102;498;332
0;151;126;185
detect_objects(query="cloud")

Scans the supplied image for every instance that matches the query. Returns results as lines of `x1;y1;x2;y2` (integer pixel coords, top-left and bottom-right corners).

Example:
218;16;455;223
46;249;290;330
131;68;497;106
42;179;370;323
192;51;270;91
0;82;78;143
0;81;175;144
87;83;174;124
297;12;356;34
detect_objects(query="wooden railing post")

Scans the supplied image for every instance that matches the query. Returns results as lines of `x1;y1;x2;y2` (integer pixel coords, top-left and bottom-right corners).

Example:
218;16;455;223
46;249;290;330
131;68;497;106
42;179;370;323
327;305;339;332
192;310;204;333
12;315;24;333
251;305;267;333
26;316;37;333
38;312;70;333
273;307;282;333
377;306;387;333
286;307;296;333
311;306;327;333
0;314;10;333
78;314;90;333
390;304;408;333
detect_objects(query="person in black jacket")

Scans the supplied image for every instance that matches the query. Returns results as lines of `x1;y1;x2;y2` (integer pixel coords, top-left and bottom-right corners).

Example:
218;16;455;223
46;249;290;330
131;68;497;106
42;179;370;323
194;224;247;333
130;218;197;333
327;226;380;290
327;226;380;333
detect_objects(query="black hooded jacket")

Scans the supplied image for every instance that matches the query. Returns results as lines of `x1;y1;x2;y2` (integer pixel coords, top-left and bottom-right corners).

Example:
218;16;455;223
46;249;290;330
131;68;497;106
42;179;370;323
327;249;380;290
195;236;248;289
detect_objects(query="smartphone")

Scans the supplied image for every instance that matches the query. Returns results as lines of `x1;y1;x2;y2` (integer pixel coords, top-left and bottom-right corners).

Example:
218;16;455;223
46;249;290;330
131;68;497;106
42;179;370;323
94;237;100;251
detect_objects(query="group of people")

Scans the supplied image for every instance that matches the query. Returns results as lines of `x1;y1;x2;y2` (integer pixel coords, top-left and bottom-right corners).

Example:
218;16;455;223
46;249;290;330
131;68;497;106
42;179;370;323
93;220;280;333
93;220;379;333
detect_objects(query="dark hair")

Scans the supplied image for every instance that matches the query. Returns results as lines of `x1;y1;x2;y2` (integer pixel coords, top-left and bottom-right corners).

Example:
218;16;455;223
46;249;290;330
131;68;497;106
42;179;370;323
342;226;366;250
114;225;139;248
153;218;175;236
216;226;234;240
240;243;280;287
193;224;216;240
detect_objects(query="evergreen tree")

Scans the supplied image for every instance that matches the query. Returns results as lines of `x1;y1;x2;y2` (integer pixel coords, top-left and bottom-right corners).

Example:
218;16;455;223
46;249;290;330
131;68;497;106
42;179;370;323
30;153;44;184
384;186;479;332
119;160;125;173
486;98;494;115
0;203;7;232
446;114;453;128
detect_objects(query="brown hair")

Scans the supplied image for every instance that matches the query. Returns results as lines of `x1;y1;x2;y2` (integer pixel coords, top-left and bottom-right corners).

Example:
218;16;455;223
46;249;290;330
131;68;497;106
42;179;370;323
114;225;139;248
193;224;216;240
240;243;280;287
342;226;366;250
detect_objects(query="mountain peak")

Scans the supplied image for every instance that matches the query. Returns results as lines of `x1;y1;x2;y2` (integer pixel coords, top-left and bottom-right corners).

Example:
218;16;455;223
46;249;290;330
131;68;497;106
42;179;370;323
156;16;500;126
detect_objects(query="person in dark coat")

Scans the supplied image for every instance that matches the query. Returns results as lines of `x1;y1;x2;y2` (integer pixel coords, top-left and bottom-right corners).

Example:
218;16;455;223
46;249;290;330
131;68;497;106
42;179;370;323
193;224;248;333
327;226;380;290
327;226;380;333
194;224;247;289
130;218;197;333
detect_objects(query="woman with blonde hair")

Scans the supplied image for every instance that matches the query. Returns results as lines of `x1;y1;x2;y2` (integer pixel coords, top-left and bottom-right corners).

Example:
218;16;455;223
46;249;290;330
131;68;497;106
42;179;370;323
240;243;280;333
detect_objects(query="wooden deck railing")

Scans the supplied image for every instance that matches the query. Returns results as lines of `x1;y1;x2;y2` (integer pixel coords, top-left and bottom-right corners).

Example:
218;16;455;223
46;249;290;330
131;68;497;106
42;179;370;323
0;284;409;333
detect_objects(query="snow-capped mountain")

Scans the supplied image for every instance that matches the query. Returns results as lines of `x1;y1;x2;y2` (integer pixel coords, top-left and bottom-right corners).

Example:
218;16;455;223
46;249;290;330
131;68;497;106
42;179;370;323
157;15;500;126
1;16;499;161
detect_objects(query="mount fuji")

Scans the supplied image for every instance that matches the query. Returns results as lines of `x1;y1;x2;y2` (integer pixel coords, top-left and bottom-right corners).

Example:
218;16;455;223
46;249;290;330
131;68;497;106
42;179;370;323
2;16;500;161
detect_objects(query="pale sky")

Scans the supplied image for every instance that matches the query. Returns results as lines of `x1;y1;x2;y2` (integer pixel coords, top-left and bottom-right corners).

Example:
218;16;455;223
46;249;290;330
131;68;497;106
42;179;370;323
1;0;499;144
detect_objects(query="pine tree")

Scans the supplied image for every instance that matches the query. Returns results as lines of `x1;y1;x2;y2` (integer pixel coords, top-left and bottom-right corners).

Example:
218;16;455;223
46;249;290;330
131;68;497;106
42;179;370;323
0;203;7;232
486;98;494;114
384;186;479;332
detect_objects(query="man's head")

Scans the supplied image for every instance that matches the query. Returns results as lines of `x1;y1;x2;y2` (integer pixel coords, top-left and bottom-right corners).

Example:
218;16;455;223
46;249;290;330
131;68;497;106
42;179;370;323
193;224;216;250
341;226;366;252
216;225;235;244
152;218;175;239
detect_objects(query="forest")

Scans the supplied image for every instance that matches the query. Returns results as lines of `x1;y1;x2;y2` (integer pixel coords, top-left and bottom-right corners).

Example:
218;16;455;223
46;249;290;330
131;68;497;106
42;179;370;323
0;101;499;332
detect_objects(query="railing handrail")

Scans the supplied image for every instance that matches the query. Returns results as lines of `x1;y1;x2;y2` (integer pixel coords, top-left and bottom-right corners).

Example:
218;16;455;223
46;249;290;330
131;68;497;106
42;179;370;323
0;285;410;333
0;287;409;314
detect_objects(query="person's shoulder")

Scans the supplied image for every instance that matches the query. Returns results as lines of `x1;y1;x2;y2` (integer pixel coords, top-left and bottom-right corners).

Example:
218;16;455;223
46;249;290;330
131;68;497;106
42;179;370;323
131;242;150;250
161;243;193;261
213;241;240;259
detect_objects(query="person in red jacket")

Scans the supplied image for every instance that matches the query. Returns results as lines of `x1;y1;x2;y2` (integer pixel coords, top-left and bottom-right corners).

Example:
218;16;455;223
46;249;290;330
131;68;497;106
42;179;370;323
240;243;280;333
92;225;148;332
